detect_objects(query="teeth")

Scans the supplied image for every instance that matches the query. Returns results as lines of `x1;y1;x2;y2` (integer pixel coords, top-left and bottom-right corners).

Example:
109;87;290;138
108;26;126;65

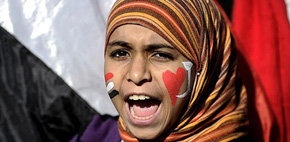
129;95;151;101
130;107;153;120
128;95;154;120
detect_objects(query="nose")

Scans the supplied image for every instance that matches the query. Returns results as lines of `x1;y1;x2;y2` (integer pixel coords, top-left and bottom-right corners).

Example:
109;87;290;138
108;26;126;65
126;55;151;85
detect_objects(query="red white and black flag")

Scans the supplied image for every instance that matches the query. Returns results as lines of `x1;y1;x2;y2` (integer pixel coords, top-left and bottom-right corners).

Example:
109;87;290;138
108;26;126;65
0;0;118;141
0;26;97;141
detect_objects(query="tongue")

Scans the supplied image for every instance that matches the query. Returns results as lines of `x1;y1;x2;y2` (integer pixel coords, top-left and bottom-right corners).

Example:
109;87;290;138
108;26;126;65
132;100;159;117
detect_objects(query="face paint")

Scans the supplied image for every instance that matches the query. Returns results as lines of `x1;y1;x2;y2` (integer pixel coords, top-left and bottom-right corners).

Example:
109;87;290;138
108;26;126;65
107;82;114;92
177;62;193;98
109;90;119;99
105;72;119;99
162;67;186;105
105;73;114;82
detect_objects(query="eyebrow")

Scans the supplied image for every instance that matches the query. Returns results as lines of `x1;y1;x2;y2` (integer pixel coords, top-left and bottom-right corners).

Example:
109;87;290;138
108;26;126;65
107;41;132;49
146;44;175;52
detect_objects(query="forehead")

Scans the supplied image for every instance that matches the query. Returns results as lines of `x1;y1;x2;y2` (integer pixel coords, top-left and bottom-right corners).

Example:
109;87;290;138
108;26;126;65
108;24;171;46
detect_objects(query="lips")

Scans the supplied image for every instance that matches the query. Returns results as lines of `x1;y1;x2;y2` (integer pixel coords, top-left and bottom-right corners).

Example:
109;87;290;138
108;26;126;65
125;94;161;125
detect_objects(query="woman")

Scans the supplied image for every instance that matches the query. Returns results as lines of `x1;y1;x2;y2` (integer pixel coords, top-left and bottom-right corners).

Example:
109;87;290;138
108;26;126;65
103;0;248;141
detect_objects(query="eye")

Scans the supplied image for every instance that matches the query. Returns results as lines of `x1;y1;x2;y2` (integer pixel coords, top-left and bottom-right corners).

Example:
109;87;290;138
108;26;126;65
110;49;130;59
152;52;174;61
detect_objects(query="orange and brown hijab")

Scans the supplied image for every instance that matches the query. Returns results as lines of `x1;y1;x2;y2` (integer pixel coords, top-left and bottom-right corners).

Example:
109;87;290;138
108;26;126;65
105;0;248;141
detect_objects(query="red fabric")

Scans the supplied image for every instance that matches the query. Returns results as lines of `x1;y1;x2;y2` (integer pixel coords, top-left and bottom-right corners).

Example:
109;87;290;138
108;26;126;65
231;0;290;141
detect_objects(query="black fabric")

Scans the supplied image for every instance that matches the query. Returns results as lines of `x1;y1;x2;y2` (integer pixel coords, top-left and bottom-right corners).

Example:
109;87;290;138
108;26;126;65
0;26;97;142
217;0;233;20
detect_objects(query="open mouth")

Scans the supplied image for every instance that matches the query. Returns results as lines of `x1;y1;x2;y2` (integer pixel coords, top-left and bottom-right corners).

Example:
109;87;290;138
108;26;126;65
126;95;161;124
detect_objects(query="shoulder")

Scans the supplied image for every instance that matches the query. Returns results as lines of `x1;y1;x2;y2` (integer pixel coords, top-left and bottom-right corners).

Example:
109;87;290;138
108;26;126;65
71;115;121;142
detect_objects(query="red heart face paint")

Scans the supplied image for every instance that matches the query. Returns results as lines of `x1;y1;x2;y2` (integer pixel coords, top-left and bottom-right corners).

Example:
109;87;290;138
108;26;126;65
162;67;186;105
105;73;114;82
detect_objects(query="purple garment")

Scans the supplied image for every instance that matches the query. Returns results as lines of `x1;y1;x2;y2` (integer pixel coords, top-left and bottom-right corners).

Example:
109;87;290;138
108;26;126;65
70;115;121;142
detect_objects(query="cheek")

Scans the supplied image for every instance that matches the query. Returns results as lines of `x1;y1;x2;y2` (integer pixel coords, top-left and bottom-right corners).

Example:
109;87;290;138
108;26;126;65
162;68;186;106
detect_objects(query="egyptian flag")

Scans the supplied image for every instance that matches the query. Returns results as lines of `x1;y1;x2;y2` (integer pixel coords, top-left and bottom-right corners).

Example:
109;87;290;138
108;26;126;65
0;1;119;142
0;22;120;142
0;25;97;141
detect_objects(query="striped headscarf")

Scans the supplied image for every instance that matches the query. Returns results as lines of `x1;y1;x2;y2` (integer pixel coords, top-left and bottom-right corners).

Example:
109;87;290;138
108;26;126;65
105;0;248;141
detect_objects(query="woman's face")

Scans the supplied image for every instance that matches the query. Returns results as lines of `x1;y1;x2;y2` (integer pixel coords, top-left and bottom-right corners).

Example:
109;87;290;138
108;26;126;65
104;25;193;140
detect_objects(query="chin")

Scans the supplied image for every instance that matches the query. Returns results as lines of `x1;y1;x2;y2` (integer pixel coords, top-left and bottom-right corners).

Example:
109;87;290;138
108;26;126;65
129;126;163;140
